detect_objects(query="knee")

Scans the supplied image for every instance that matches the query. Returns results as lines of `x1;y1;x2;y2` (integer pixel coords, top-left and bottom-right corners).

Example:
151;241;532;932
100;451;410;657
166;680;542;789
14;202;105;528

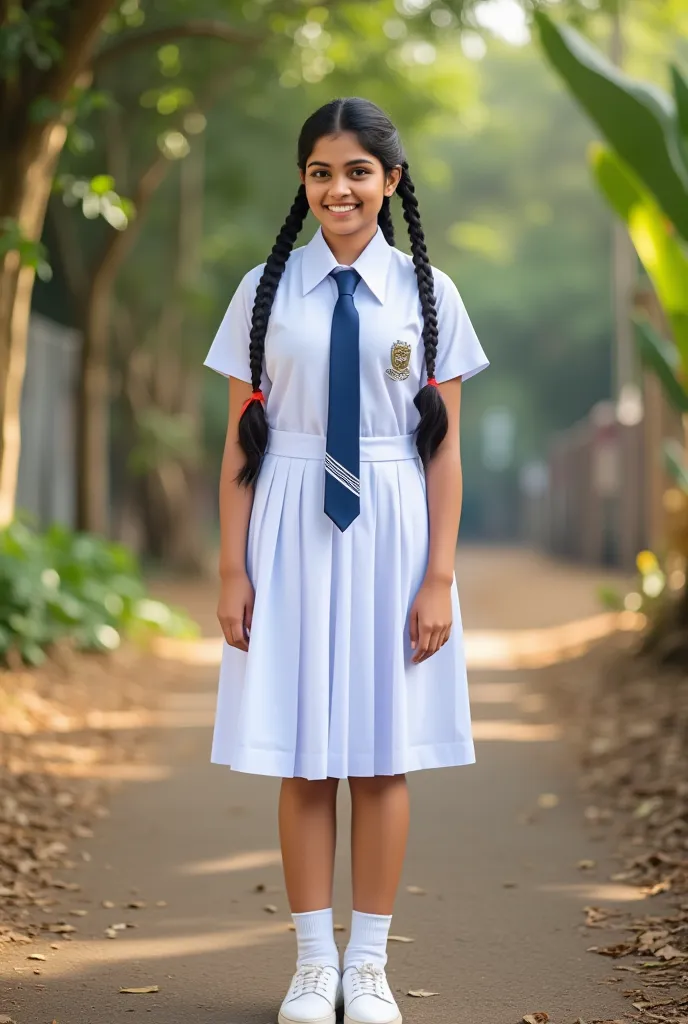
281;776;339;804
348;773;406;796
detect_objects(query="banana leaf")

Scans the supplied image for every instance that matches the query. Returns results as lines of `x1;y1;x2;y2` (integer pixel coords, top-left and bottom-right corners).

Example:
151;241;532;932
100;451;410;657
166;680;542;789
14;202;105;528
672;65;688;147
591;144;688;366
663;438;688;492
535;12;688;243
634;318;688;415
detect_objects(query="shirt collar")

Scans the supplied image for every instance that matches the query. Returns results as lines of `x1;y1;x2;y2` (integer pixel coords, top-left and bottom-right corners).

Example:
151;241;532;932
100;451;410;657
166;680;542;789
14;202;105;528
301;225;391;304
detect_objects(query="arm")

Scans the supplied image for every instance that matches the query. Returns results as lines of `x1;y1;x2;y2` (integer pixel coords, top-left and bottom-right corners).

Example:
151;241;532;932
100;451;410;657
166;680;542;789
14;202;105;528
217;375;256;651
409;377;463;663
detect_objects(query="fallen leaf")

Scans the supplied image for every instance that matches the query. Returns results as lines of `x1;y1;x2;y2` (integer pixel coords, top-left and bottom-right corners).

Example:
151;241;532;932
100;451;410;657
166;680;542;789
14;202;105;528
288;924;296;931
389;935;414;943
588;943;634;957
407;989;438;998
653;944;686;960
105;928;117;939
127;900;146;909
333;924;346;932
102;900;115;909
47;923;76;934
119;986;160;994
502;881;518;888
263;904;278;914
50;944;59;950
69;909;88;917
405;885;426;895
111;923;127;931
577;859;596;870
27;953;46;961
537;793;559;809
155;900;167;908
523;1014;550;1024
253;883;266;893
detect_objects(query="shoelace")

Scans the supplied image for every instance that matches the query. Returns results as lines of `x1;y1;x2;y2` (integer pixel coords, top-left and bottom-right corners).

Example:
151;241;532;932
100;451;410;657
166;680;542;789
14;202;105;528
349;962;387;998
291;964;333;998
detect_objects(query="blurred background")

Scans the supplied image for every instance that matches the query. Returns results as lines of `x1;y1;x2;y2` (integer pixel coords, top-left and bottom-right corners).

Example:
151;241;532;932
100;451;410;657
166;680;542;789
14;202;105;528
2;0;685;597
2;5;688;1019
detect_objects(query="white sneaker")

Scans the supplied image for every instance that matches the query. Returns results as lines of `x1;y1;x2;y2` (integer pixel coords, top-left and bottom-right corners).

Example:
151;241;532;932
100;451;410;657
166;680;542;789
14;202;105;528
278;963;343;1024
343;963;402;1024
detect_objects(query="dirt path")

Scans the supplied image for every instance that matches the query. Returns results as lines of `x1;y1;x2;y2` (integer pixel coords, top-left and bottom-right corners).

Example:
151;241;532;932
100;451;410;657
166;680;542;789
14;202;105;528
1;547;645;1024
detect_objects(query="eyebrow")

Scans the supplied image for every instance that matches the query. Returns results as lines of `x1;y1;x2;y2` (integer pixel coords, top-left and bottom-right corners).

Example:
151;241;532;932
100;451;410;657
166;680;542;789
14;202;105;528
306;159;375;168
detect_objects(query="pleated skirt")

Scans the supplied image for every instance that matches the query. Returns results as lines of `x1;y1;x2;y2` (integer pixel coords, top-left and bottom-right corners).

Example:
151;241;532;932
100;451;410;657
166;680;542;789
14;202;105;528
210;429;476;780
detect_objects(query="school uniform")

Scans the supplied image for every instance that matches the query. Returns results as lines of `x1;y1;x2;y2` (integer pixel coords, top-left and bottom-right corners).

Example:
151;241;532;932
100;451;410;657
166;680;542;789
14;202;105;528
204;224;489;780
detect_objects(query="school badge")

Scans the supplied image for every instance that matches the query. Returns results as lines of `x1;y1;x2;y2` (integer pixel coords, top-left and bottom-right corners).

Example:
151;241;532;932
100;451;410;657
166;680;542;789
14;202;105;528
385;341;411;381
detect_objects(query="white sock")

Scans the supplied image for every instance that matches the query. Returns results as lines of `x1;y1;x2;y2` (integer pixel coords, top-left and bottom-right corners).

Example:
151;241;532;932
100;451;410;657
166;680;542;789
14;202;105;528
292;908;339;969
343;909;392;970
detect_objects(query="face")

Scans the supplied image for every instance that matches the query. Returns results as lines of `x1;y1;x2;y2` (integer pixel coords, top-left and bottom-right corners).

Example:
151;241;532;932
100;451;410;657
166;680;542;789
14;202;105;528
300;131;401;237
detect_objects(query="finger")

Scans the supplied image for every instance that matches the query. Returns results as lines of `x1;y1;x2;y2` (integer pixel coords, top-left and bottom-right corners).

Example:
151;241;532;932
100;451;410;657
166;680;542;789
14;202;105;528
409;608;419;651
419;628;442;662
228;620;248;652
244;601;253;634
412;625;433;664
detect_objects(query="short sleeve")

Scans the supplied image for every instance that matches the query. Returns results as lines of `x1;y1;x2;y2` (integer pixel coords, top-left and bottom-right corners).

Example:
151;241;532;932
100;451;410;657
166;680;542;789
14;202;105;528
203;265;264;383
431;268;489;384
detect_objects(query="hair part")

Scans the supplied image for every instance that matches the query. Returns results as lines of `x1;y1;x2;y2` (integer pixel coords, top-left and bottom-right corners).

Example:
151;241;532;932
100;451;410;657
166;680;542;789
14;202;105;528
237;97;447;487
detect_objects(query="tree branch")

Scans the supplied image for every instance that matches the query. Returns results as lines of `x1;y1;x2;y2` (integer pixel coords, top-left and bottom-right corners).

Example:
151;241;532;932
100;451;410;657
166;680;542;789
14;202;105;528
94;21;259;72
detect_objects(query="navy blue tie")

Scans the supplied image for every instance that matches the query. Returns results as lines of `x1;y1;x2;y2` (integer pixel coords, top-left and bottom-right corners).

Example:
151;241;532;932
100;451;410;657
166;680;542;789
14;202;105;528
325;268;361;531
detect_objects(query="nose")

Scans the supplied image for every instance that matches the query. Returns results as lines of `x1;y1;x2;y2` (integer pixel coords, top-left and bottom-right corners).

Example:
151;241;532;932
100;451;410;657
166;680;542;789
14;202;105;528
326;174;354;199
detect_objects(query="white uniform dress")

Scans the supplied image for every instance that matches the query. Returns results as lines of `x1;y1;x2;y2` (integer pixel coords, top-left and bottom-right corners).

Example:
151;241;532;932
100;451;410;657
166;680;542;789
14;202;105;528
204;225;489;780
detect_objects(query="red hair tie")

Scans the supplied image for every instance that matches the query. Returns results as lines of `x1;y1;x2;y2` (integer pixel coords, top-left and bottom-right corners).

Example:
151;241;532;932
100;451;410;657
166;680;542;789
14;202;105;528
426;377;438;388
240;390;265;415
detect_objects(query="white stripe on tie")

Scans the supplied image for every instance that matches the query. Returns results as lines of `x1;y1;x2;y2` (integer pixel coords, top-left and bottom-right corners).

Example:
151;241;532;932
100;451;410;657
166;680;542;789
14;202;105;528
325;455;360;496
325;453;360;492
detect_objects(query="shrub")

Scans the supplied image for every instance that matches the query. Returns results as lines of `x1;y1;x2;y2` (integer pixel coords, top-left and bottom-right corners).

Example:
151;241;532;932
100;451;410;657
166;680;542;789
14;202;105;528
0;519;198;666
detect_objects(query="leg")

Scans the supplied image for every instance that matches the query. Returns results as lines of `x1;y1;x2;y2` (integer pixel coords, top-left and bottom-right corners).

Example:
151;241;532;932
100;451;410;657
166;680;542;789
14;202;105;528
349;774;409;914
277;778;343;1024
279;776;339;911
342;775;408;1024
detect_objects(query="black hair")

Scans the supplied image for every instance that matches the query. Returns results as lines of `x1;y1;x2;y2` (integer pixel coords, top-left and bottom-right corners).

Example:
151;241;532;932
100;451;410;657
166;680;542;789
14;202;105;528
237;96;448;486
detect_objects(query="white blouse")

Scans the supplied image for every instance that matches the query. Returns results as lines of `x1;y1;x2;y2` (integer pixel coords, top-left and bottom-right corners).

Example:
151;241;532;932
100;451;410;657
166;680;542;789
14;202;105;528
204;225;489;438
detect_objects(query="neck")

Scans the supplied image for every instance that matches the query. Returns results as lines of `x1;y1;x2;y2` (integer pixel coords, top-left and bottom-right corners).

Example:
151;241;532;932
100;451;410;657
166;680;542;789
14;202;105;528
321;222;378;266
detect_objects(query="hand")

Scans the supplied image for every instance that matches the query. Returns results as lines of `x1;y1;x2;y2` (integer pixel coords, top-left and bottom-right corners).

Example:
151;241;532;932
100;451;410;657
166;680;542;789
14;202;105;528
409;577;452;664
217;570;255;652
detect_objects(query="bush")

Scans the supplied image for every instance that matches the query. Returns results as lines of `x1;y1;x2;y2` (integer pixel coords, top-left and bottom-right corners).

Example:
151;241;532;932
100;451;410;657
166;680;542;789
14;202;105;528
0;519;198;666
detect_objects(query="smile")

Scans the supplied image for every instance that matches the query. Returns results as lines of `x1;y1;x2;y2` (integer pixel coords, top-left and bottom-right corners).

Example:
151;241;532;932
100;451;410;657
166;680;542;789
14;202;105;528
325;204;360;213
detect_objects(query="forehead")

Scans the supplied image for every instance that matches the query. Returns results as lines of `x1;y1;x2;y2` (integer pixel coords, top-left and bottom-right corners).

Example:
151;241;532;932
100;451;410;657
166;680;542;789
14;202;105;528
307;132;381;168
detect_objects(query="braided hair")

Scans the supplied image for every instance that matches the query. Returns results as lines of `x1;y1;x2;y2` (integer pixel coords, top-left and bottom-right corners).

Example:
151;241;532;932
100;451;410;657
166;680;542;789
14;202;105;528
238;97;448;486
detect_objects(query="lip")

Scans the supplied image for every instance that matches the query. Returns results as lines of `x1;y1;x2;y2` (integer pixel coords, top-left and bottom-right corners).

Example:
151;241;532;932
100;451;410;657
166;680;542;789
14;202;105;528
324;203;361;218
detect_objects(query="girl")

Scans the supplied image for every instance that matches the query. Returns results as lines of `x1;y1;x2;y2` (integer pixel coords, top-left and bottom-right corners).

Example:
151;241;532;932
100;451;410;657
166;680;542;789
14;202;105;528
204;97;489;1024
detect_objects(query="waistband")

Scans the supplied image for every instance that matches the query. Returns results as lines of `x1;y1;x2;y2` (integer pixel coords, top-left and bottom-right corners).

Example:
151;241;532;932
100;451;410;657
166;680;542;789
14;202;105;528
266;429;418;462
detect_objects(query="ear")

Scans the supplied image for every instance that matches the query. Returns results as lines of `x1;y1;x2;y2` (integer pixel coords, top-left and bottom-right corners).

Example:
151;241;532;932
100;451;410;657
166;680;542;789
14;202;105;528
384;165;402;197
299;168;306;185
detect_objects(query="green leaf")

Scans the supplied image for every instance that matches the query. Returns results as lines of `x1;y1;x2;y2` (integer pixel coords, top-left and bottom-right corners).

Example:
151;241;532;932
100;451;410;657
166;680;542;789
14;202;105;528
634;317;688;414
90;174;116;196
663;438;688;492
671;65;688;145
591;144;688;364
535;12;688;242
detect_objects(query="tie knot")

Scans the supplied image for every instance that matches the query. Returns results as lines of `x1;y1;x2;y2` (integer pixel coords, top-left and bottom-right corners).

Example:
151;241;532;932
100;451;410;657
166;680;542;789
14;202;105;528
331;268;360;296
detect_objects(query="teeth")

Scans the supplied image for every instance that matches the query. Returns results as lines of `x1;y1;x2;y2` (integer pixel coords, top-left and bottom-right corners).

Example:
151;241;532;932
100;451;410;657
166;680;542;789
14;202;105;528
328;205;358;212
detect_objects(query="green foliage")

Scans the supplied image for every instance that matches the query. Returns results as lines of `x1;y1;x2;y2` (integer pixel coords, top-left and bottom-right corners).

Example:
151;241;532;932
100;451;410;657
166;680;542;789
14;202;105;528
128;410;201;475
0;519;197;666
535;11;688;242
0;219;52;280
664;438;688;491
634;318;688;415
0;0;67;77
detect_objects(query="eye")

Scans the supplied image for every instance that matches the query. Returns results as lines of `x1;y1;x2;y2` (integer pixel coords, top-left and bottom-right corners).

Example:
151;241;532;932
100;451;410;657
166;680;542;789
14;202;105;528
351;168;370;177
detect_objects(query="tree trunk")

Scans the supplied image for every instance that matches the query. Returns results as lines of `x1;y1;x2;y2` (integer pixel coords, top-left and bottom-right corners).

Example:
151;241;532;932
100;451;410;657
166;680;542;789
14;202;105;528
0;0;118;526
0;122;68;525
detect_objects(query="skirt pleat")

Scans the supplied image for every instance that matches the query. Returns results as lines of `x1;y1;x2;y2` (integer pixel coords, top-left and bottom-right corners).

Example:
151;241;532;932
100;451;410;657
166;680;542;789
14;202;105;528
210;450;476;780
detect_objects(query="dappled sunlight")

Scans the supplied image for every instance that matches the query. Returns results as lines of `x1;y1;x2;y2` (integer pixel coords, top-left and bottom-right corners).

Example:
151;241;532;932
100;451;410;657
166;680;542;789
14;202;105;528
538;881;649;903
465;611;643;670
30;923;289;975
472;720;561;741
178;849;283;876
7;760;173;781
